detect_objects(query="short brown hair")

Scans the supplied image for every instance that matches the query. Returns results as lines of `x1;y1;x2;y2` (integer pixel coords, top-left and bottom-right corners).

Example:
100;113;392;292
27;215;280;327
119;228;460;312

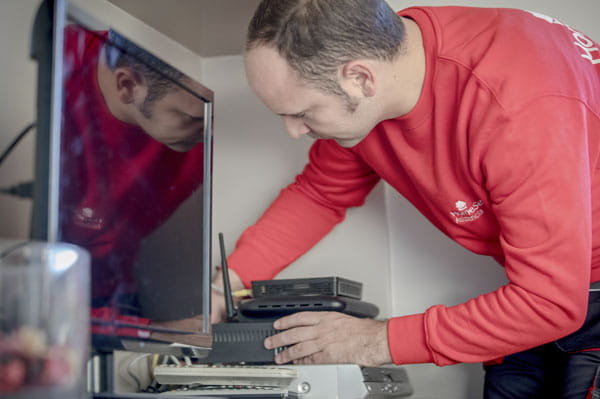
246;0;406;98
105;29;185;118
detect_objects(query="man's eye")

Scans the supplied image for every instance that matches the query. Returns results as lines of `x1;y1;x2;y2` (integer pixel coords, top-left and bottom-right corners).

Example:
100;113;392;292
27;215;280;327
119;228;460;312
295;113;306;118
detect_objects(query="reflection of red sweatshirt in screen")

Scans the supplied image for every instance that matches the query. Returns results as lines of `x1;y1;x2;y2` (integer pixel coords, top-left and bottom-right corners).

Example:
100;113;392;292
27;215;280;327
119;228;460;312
60;26;203;330
228;7;600;366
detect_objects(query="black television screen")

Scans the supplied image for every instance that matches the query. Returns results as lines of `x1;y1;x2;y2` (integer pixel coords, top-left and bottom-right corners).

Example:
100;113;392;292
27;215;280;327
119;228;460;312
33;0;213;357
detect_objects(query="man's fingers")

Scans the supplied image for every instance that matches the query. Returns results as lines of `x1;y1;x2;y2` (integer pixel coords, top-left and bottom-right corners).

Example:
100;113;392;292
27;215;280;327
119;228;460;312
264;312;391;366
273;311;337;330
264;325;318;350
265;312;348;364
273;339;321;364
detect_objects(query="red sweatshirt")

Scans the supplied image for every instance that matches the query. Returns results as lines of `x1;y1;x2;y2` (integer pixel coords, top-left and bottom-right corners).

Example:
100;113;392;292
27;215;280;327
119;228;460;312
228;7;600;366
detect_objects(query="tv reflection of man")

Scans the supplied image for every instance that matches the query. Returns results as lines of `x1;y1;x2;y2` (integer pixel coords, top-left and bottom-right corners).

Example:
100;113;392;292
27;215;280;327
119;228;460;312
60;26;205;338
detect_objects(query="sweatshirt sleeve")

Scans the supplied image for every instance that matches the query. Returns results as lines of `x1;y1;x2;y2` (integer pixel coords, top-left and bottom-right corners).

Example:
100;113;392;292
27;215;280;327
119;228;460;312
228;140;380;287
388;97;598;366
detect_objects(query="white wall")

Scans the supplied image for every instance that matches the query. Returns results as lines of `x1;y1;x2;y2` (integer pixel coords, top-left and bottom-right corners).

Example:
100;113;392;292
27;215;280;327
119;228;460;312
0;0;41;239
383;1;600;398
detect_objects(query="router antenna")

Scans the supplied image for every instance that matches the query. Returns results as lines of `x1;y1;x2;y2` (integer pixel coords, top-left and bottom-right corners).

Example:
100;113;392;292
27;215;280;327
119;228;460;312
218;232;236;322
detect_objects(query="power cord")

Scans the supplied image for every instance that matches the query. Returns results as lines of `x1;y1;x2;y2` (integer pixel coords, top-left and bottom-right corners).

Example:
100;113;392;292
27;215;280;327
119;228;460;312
124;353;151;392
0;181;33;198
0;122;36;167
0;122;36;199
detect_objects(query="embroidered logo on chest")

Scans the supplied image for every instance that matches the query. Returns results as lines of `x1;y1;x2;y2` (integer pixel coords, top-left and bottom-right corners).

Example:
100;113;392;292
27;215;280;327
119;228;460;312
450;200;485;224
74;207;104;230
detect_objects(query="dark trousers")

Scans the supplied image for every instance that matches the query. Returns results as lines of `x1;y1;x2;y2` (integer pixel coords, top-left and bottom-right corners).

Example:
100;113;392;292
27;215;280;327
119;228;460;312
484;290;600;399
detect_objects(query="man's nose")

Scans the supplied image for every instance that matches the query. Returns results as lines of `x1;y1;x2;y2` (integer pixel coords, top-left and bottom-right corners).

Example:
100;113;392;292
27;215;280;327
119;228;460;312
282;116;310;139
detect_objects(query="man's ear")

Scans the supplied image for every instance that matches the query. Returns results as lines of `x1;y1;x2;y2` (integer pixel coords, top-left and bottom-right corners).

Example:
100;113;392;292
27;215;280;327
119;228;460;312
340;60;376;97
114;67;145;105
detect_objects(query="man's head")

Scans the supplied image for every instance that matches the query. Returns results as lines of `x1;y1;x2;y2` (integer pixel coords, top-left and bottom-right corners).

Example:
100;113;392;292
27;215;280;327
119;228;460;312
102;30;205;152
246;0;405;103
244;0;407;147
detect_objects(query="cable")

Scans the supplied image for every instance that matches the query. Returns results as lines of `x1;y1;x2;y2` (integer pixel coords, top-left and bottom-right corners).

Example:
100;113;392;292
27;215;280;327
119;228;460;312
0;123;36;200
124;353;151;392
0;122;36;167
0;181;34;199
210;283;224;294
234;289;252;298
0;241;29;259
151;354;159;373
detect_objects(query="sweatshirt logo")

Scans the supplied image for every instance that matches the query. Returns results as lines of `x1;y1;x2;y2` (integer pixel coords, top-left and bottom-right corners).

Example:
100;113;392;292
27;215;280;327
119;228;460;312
74;207;104;230
450;200;484;224
527;10;600;65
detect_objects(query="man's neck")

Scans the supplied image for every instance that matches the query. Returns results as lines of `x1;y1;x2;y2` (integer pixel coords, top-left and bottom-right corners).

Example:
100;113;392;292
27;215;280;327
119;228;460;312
380;17;426;120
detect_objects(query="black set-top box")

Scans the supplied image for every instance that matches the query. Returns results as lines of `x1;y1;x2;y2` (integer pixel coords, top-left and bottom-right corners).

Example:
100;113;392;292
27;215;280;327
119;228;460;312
251;276;362;300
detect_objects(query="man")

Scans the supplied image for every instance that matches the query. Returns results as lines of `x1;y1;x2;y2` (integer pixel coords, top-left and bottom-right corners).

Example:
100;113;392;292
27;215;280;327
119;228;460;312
212;0;600;397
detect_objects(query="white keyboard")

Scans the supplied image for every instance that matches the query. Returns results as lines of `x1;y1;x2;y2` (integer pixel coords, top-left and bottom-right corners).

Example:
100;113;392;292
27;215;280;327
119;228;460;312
158;386;290;397
154;364;297;388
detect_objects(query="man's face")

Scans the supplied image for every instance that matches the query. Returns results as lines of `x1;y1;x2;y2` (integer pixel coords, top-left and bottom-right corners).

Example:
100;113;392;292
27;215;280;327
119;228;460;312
244;46;378;148
133;79;205;152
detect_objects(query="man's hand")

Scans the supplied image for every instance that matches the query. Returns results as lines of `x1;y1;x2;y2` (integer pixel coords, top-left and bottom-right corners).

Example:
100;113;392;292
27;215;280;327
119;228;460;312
150;315;212;348
210;267;244;324
264;311;392;366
